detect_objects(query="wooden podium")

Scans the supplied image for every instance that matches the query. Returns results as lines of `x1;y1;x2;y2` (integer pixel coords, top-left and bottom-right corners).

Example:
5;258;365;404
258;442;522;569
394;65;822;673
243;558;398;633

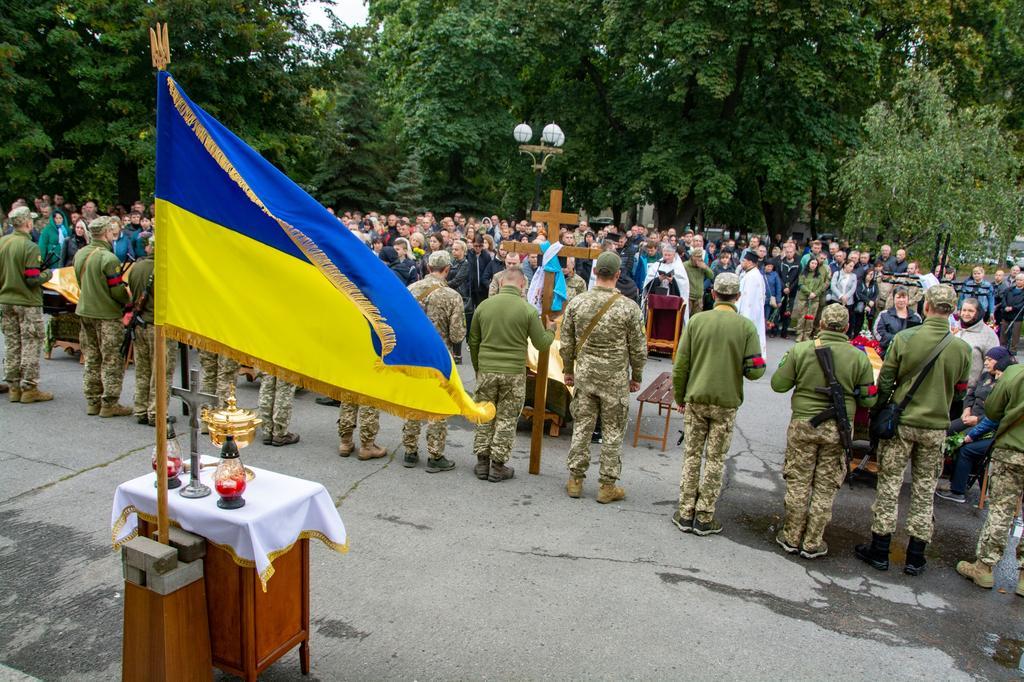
138;519;310;681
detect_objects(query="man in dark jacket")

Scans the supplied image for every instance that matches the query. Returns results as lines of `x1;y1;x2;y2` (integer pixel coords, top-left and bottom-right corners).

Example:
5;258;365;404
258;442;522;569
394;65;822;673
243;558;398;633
466;235;493;308
777;242;802;339
1000;273;1024;354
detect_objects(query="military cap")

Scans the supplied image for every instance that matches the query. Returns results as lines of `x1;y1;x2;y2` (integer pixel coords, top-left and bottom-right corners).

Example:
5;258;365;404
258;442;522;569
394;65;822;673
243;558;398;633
924;283;957;313
820;303;849;332
713;272;740;295
428;250;452;269
8;206;37;224
594;251;621;277
88;216;115;236
690;247;704;260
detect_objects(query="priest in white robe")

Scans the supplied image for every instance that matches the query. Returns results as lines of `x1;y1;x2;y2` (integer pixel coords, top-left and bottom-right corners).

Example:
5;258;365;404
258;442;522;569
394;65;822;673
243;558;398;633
738;251;767;358
642;243;691;324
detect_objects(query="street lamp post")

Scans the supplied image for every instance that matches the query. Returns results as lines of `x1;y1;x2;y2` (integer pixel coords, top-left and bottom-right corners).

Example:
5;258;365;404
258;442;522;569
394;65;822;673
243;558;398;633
514;122;565;211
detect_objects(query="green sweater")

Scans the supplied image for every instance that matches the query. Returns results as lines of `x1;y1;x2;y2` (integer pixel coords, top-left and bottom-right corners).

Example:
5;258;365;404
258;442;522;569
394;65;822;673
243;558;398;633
0;231;50;306
673;302;766;408
797;271;829;302
126;256;155;324
984;364;1024;462
468;285;554;374
684;260;713;300
875;316;971;429
771;330;878;420
74;241;129;320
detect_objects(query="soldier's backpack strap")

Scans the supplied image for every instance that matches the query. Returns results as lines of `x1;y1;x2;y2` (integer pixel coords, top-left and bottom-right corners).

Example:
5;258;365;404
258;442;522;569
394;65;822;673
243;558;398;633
415;281;444;308
577;291;621;349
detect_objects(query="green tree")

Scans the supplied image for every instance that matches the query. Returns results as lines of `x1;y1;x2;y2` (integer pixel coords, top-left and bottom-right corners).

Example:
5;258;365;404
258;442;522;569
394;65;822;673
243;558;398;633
837;69;1022;263
308;24;401;211
0;0;326;205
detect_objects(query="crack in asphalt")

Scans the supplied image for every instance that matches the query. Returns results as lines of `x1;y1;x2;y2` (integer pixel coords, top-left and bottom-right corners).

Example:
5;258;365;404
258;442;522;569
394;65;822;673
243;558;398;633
501;547;700;574
333;450;395;507
1;444;150;505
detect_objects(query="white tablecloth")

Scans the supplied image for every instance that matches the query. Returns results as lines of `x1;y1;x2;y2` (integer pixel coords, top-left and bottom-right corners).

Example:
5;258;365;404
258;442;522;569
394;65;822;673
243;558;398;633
112;456;347;590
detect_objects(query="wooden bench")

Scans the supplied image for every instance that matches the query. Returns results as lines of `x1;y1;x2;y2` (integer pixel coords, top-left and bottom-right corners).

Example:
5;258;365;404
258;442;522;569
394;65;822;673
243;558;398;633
632;371;676;451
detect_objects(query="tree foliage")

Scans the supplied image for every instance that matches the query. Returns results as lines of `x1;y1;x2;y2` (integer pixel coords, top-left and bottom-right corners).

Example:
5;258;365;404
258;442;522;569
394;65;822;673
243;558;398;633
0;0;325;204
1;0;1022;243
838;69;1021;261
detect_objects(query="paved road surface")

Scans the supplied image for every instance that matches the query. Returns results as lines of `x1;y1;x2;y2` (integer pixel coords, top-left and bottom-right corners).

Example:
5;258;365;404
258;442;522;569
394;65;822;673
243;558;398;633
1;336;1022;680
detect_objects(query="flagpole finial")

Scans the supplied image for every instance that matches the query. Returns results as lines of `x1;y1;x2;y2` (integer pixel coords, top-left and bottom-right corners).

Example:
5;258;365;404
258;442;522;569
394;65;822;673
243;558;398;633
150;22;171;70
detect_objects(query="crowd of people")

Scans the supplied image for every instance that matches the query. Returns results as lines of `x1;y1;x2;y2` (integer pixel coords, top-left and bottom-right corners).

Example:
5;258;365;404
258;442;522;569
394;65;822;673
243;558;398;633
1;194;1022;600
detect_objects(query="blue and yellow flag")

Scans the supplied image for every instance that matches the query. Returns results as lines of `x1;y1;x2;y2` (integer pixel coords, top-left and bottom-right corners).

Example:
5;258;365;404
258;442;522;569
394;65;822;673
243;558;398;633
154;72;493;422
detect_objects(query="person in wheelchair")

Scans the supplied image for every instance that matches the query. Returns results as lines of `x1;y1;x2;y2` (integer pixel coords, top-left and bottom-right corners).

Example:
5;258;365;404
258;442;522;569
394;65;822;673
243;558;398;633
937;347;1016;503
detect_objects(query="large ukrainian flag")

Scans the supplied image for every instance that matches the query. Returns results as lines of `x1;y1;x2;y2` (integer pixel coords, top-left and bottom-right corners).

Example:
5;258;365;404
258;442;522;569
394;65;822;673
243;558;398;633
154;71;493;422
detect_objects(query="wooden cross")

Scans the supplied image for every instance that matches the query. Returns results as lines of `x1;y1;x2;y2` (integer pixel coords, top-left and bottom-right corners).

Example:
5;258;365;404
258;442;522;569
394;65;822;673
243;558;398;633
502;189;603;475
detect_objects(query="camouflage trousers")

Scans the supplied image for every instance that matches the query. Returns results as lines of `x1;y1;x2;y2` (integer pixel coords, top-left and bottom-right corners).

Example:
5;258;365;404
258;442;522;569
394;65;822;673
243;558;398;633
198;350;239;407
780;420;846;551
258;374;297;439
870;425;946;541
567;389;629;484
131;324;178;421
975;455;1024;568
689;297;703;316
1;304;44;389
80;317;125;407
402;419;448;458
792;298;821;343
472;372;526;464
338;401;380;444
678;402;738;523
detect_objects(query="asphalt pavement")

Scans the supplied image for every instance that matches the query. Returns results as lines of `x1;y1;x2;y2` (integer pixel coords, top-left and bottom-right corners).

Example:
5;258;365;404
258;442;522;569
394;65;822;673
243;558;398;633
0;335;1022;680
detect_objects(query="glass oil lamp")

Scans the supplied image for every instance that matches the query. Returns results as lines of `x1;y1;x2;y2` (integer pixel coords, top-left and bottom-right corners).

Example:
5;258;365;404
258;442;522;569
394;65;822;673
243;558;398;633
213;435;247;509
152;423;183;489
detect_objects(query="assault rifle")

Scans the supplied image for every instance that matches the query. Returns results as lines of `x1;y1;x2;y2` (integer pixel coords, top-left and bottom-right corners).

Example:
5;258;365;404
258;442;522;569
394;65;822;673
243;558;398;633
809;343;855;486
120;274;152;358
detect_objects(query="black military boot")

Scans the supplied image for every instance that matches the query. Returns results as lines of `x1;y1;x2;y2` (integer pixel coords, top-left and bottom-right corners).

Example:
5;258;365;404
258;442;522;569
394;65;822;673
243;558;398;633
904;537;928;576
854;532;891;571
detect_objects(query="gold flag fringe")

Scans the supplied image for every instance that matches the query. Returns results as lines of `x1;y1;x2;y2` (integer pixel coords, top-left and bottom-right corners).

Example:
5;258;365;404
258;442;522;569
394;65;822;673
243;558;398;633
164;325;495;424
164;76;396;357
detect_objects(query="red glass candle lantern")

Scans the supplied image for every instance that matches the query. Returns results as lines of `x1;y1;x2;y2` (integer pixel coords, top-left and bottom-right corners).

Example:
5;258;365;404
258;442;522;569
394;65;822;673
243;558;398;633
152;423;183;489
214;435;247;509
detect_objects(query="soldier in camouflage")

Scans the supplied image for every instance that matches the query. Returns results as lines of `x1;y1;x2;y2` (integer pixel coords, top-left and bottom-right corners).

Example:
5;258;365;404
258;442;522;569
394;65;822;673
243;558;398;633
770;304;877;558
562;256;588;305
258;372;299;446
401;250;466;472
75;217;132;417
338;401;386;460
561;251;646;503
468;266;555;482
955;363;1024;598
197;349;240;433
672;273;766;536
125;236;177;425
0;206;52;403
856;284;971;575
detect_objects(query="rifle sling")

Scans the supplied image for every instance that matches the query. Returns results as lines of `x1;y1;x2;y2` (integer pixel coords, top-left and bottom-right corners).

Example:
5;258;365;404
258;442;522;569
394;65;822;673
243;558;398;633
810;341;850;432
576;291;621;349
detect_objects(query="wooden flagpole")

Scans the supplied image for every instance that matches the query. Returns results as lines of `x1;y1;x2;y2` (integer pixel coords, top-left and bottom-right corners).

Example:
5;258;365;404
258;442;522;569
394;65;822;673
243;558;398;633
151;23;171;545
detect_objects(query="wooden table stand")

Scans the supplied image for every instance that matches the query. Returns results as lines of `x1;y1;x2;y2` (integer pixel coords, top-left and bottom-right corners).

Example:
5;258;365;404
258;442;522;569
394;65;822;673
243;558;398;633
137;519;311;681
632;372;675;451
